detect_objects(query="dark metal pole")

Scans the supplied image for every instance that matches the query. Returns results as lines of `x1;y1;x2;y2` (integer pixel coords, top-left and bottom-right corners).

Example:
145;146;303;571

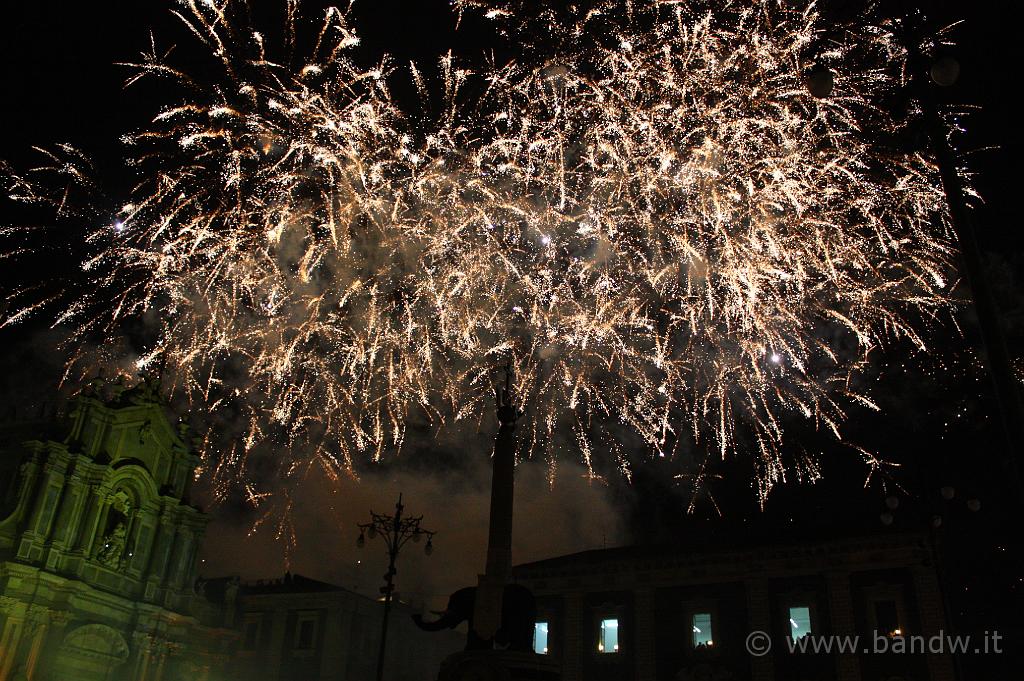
920;79;1024;496
358;494;433;680
375;494;402;681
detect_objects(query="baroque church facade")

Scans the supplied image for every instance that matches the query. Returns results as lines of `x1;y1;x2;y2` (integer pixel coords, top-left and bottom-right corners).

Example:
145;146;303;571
0;375;234;681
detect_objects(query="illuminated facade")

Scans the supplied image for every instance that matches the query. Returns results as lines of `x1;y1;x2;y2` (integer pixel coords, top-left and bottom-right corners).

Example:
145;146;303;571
0;376;234;681
513;532;956;681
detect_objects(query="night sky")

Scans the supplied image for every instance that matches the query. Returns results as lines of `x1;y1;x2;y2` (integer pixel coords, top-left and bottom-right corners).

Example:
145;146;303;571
0;0;1021;674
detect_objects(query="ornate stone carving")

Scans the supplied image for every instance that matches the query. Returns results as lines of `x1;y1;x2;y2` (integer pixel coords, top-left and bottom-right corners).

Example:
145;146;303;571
96;521;127;568
59;624;130;663
0;595;23;615
126;372;164;406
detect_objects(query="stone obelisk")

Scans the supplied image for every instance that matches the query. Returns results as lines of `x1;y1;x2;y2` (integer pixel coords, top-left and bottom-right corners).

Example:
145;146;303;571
472;367;521;642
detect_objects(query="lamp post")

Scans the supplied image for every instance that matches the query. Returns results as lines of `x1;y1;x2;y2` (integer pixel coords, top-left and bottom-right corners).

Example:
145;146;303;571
904;13;1024;497
357;493;435;681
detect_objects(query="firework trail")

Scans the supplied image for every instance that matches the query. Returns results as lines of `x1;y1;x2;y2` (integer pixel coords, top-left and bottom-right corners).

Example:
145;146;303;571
1;0;956;506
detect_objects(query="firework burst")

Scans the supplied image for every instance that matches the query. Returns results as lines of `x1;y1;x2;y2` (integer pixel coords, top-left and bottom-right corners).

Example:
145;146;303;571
2;0;957;506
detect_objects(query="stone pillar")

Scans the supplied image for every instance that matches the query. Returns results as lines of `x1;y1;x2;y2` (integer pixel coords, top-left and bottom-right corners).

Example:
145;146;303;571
264;607;288;679
37;611;72;681
473;403;518;642
912;567;956;681
176;528;195;585
825;571;860;681
129;511;158;576
562;593;583;681
18;460;67;557
44;474;88;569
746;578;774;681
131;632;155;681
320;603;345;677
164;528;183;587
332;609;356;676
168;527;195;591
151;645;166;681
75;489;107;556
21;610;48;681
0;599;26;681
12;459;40;520
145;515;178;594
633;588;656;681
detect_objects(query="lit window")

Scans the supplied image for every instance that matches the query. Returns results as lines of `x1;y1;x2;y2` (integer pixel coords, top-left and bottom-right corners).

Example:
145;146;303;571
788;606;811;639
692;612;713;648
598;618;619;653
534;621;549;655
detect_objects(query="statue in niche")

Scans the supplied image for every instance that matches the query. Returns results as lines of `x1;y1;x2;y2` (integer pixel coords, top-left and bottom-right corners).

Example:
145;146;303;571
96;521;127;568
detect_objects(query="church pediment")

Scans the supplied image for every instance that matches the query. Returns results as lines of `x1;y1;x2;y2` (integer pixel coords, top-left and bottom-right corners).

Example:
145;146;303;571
63;373;196;496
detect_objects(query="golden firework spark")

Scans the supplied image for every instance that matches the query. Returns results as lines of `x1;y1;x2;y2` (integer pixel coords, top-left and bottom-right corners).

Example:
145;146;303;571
2;0;956;506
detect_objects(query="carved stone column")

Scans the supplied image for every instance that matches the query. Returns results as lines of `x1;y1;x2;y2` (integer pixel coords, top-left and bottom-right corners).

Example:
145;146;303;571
151;644;167;681
75;488;107;557
145;514;178;599
17;458;67;559
0;597;26;681
21;608;49;681
129;510;158;576
44;473;88;569
131;632;155;681
166;527;195;593
37;611;72;681
12;458;40;521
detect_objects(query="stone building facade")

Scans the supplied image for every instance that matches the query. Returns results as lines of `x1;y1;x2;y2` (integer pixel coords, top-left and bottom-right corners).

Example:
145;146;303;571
225;573;463;681
512;532;956;681
0;376;234;681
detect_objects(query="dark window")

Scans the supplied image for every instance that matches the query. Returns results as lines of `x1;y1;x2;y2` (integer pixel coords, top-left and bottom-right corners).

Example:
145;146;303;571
297;618;315;649
243;621;260;650
875;600;900;636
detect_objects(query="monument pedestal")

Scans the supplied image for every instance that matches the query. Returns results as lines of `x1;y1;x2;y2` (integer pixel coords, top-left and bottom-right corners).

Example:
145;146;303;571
437;651;560;681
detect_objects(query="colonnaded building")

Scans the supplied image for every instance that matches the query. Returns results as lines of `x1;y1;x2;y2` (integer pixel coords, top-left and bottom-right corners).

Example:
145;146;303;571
513;532;958;681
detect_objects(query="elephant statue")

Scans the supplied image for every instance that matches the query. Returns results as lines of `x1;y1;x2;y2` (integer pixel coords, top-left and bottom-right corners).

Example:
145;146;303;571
413;583;536;651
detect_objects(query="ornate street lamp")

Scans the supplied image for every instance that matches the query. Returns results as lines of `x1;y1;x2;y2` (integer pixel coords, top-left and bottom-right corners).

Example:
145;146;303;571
357;494;435;681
